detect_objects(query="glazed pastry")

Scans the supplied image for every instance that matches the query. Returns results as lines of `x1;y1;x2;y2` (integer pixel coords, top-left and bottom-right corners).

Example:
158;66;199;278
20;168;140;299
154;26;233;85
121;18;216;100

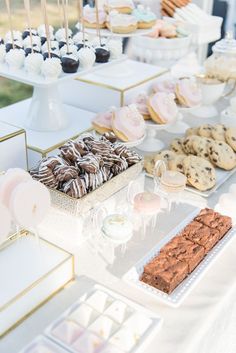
112;104;145;142
132;5;156;29
95;45;110;63
41;57;62;79
61;54;79;73
132;92;150;120
77;47;96;69
106;11;138;34
133;191;161;214
175;78;202;108
102;214;133;242
24;52;44;75
83;5;107;29
92;108;114;134
104;0;134;14
5;48;25;69
148;92;178;124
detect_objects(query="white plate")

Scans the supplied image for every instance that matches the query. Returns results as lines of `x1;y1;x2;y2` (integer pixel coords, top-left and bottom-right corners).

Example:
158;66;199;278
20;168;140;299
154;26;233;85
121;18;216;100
76;26;153;38
147;166;236;198
45;284;162;353
123;209;236;307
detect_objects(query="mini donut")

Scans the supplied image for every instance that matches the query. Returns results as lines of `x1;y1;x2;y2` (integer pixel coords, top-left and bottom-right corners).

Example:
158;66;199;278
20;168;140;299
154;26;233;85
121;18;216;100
175;78;202;108
132;5;156;29
148;92;178;124
106;11;137;34
83;5;107;29
112;104;145;142
104;0;135;14
92;108;114;134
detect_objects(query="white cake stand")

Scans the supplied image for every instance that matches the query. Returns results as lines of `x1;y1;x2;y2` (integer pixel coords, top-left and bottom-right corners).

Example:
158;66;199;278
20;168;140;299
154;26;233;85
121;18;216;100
0;56;126;132
136;120;168;152
76;25;153;38
165;113;190;134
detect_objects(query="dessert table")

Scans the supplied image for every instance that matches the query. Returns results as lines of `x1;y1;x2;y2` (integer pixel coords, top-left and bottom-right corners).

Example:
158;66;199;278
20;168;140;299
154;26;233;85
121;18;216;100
0;98;236;353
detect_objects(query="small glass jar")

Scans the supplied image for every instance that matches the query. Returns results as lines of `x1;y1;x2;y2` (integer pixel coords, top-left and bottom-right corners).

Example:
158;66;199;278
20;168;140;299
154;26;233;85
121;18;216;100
205;33;236;82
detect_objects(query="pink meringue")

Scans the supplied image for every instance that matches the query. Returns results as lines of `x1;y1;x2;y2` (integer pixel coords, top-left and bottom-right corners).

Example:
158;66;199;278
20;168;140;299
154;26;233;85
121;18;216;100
152;79;176;94
92;108;114;134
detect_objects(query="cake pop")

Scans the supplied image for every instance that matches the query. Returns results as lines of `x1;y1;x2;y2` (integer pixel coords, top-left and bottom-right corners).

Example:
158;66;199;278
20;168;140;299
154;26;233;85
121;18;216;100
95;45;110;63
25;52;44;74
60;44;78;57
41;57;62;79
22;28;37;40
5;41;23;52
77;46;95;68
0;37;4;44
41;40;59;53
5;30;22;43
61;54;79;73
43;50;60;60
58;37;74;49
5;48;25;69
37;24;54;38
23;35;41;49
24;46;41;56
107;38;122;59
73;31;89;44
55;27;72;41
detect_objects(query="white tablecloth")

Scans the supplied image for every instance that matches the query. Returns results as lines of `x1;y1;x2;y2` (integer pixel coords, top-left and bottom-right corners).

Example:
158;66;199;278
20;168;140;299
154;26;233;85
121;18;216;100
1;100;236;353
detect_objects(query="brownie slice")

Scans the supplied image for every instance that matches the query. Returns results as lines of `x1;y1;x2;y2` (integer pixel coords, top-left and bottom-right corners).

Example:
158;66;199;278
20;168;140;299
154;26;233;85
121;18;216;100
141;253;188;294
160;235;205;273
194;208;232;239
182;220;220;253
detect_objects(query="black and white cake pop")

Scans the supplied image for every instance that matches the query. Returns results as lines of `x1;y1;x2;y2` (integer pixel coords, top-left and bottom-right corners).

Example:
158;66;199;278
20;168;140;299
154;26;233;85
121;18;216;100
61;53;79;73
95;45;110;63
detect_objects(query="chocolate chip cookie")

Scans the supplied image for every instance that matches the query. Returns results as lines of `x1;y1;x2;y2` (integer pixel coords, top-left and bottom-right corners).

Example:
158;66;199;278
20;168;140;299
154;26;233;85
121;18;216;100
170;138;186;155
225;127;236;152
198;124;213;138
211;124;227;142
168;154;186;173
208;140;236;170
183;155;216;191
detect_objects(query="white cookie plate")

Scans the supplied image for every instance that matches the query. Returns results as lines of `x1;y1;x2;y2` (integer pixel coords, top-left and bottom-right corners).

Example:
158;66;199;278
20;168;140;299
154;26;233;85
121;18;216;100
146;166;236;198
123;208;236;307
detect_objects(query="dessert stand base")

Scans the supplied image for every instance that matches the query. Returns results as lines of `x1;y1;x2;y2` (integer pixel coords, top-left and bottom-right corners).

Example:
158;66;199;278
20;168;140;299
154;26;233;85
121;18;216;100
26;85;68;132
191;105;218;118
165;120;190;134
0;99;95;168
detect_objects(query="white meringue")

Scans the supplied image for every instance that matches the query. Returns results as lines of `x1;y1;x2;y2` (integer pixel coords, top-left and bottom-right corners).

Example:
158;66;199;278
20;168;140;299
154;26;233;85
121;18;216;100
41;57;62;79
5;49;25;70
55;28;72;41
107;39;122;59
24;52;44;75
0;44;6;63
77;47;96;69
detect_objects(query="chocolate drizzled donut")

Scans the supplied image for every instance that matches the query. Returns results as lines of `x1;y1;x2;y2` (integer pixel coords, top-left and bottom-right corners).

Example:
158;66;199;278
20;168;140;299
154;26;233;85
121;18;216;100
76;153;101;174
54;165;78;182
63;177;87;198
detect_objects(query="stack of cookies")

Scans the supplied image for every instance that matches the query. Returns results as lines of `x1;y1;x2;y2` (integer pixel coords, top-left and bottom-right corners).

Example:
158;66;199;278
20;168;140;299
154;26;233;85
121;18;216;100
145;124;236;192
30;132;142;199
141;208;232;294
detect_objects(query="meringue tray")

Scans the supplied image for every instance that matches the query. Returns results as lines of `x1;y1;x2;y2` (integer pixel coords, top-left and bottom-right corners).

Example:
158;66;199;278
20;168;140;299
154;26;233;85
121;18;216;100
123;209;236;307
49;161;143;216
146;166;236;198
45;284;162;353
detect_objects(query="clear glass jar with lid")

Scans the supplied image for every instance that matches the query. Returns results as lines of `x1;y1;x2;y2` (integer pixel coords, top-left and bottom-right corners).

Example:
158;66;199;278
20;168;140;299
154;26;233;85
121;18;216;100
204;32;236;81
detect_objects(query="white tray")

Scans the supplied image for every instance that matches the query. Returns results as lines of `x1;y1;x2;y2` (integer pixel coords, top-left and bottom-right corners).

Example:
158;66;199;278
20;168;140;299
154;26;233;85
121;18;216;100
18;335;69;353
123;209;236;307
45;284;162;353
146;165;236;198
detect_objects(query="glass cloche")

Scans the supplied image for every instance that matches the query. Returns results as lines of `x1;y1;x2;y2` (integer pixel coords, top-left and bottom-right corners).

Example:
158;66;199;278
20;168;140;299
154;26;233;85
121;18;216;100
204;32;236;82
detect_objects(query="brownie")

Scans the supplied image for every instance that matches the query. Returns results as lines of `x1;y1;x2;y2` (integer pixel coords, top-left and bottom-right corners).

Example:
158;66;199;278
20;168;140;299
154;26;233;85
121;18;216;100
141;253;188;294
194;208;232;239
181;220;220;253
160;235;205;273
